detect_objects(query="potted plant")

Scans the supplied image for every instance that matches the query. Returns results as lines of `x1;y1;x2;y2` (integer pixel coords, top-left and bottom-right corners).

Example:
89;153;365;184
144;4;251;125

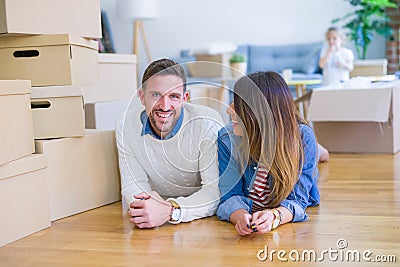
229;54;247;77
332;0;397;59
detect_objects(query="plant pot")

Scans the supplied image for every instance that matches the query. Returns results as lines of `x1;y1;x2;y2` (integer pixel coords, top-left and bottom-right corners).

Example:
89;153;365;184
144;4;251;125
230;62;247;77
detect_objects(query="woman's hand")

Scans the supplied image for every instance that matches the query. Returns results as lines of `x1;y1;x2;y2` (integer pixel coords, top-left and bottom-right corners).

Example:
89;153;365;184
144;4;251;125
230;209;253;235
251;210;275;234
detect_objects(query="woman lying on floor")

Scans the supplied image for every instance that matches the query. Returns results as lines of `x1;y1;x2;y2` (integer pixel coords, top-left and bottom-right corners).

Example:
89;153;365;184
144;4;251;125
216;71;320;235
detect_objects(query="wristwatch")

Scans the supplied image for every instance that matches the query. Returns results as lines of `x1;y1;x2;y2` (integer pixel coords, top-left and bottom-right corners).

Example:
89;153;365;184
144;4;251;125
169;200;181;222
271;209;282;229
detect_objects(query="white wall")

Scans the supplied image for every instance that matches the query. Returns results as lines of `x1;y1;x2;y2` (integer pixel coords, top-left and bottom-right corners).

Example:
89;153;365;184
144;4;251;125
101;0;386;74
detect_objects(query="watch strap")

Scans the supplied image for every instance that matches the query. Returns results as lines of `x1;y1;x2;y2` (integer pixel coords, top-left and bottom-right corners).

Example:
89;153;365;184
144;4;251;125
271;208;282;229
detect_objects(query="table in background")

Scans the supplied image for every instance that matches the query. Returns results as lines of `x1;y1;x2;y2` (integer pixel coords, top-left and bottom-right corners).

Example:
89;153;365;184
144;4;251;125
286;79;321;118
187;77;321;120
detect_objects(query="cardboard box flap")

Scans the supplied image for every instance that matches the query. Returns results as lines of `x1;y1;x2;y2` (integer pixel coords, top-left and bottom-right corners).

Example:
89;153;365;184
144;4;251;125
308;88;392;122
0;34;98;50
0;154;47;180
0;80;31;95
31;85;83;99
1;0;101;38
98;53;137;64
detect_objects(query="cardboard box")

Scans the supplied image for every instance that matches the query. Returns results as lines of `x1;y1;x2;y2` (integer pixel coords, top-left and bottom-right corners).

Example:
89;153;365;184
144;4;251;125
350;59;388;77
0;34;98;86
187;54;231;77
0;0;101;38
35;130;121;221
83;53;137;103
31;85;85;139
0;80;34;166
307;82;400;153
85;100;130;131
0;154;50;246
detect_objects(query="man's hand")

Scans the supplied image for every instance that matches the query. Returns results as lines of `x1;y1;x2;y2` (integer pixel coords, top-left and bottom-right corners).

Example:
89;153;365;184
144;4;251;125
128;191;172;228
229;209;253;236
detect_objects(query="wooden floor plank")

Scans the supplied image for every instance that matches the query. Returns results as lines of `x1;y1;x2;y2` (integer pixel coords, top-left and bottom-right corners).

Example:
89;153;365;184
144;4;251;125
0;153;399;266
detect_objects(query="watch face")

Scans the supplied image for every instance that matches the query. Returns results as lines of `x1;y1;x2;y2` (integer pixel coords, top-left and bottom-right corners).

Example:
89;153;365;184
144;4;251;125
272;218;280;229
172;208;180;221
271;209;281;229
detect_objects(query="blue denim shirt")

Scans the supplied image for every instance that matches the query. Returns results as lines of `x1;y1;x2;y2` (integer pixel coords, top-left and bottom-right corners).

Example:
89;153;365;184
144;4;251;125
216;123;320;222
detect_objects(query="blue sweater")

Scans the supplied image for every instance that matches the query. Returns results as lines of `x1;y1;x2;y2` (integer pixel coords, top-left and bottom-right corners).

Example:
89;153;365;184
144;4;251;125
216;123;320;222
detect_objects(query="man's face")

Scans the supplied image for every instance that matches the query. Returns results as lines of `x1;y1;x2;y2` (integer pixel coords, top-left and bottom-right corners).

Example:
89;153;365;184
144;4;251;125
139;75;188;139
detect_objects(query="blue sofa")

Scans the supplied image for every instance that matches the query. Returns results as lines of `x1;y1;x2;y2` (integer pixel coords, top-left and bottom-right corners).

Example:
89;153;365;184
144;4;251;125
236;42;322;80
174;42;323;105
176;42;323;81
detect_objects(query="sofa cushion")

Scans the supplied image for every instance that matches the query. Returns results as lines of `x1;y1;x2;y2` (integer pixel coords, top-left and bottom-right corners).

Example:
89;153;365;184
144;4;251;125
301;47;321;74
247;42;322;74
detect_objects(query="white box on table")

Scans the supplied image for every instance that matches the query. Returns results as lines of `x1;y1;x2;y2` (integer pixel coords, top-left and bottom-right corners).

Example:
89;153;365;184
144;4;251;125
350;59;388;77
187;54;231;77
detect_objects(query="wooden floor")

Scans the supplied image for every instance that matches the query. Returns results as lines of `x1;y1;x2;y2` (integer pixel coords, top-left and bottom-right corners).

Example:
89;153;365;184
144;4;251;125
1;154;399;266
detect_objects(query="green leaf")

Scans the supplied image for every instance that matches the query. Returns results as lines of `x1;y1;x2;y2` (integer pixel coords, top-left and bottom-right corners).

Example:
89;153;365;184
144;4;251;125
332;0;396;58
362;0;397;8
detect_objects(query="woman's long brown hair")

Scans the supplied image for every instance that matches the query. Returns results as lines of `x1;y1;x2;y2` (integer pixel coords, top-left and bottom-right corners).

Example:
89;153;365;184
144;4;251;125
233;71;306;207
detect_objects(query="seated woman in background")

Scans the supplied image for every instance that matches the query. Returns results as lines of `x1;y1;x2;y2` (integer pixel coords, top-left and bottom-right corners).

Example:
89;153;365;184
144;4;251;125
319;26;354;86
216;71;320;235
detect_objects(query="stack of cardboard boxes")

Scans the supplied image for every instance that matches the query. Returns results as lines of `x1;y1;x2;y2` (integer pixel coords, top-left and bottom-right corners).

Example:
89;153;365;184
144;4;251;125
0;79;49;247
0;0;137;246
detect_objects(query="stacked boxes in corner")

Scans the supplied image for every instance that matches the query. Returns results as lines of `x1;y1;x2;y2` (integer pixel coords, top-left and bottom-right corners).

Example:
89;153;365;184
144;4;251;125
0;0;121;230
0;80;50;246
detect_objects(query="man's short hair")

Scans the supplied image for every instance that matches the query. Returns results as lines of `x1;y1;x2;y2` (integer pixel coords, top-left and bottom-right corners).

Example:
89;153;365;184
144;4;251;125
142;58;187;92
